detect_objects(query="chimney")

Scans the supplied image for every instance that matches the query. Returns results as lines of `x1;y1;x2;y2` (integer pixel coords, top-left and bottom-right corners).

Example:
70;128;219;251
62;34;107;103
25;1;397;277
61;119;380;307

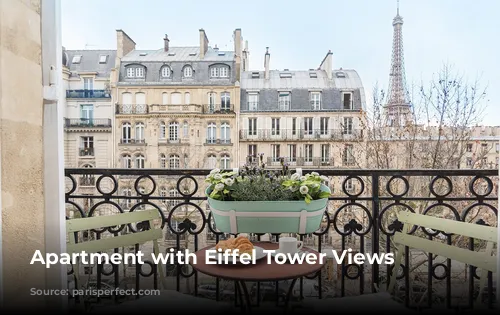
163;34;170;52
116;29;136;59
242;40;249;71
234;28;242;57
199;29;209;58
264;47;270;80
319;50;333;80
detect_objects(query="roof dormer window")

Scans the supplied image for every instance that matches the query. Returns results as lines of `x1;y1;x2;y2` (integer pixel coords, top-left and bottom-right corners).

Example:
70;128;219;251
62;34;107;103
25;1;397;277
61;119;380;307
183;65;193;78
209;65;229;78
161;65;171;78
99;55;108;63
72;55;82;64
126;66;145;78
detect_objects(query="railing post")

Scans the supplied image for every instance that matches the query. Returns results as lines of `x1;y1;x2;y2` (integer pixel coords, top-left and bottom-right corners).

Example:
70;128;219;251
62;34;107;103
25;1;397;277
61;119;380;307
371;174;380;292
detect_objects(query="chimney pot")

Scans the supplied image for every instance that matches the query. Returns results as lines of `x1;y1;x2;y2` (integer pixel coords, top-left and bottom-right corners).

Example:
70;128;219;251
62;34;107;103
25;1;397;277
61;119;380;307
264;47;270;79
164;34;170;52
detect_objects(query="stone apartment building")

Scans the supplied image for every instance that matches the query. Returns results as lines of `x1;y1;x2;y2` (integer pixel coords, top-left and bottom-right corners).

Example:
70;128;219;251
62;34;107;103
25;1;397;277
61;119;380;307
239;48;367;169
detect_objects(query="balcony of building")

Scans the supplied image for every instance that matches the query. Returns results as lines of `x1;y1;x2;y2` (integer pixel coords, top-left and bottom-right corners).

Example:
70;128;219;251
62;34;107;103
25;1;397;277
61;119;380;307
204;139;233;146
64;118;112;129
158;138;188;146
116;103;149;114
202;103;234;114
66;89;111;99
240;129;363;141
64;168;498;313
242;102;364;113
119;138;147;145
78;147;94;157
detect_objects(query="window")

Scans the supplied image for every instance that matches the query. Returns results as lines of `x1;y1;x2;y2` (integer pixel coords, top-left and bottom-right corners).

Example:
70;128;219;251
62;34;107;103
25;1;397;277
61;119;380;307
126;67;135;78
208;92;216;112
161;66;171;78
343;117;353;135
183;65;193;78
80;104;94;122
278;92;290;110
207;154;217;169
343;144;354;165
210;66;229;78
466;143;473;152
310;92;321;110
80;136;94;156
184;92;190;105
135;67;144;78
122;155;132;168
220;154;230;169
122;123;131;143
135;92;146;105
304;144;313;162
320;117;329;135
288;144;297;162
72;55;82;63
292;118;297;135
248;145;257;162
162;93;168;105
171;92;181;105
210;67;219;77
248;118;257;136
122;188;132;208
169;122;179;141
248;94;258;111
83;78;93;90
159;122;166;139
135;123;144;142
496;143;499;152
304;117;313;135
321;144;330;163
160;187;167;205
220;66;228;77
271;118;280;136
169;154;180;169
342;92;353;109
135;154;145;168
271;144;280;162
207;122;216;144
221;123;230;144
466;157;473;167
221;92;230;110
183;121;189;138
169;189;181;208
160;154;166;168
99;55;107;63
184;154;189;168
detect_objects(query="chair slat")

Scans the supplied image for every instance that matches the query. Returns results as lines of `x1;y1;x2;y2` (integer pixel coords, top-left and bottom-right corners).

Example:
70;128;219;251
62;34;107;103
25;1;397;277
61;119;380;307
67;229;163;254
394;232;497;273
397;211;497;242
66;209;160;232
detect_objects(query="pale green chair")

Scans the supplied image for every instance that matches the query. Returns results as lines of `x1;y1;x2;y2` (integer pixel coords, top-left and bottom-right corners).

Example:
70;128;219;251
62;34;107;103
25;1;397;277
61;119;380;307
66;209;232;313
305;211;498;313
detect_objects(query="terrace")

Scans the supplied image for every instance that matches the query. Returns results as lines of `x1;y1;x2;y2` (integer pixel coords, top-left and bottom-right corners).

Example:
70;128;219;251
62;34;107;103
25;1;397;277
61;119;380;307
64;167;498;313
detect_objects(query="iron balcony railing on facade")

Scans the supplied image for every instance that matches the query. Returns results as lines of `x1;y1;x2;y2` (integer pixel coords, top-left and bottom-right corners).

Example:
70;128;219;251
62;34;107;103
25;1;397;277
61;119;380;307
66;89;111;99
265;156;335;167
119;139;146;145
158;138;184;145
203;104;234;114
244;101;362;112
116;104;149;114
65;118;112;128
205;139;232;145
79;147;94;157
64;168;498;311
239;129;363;141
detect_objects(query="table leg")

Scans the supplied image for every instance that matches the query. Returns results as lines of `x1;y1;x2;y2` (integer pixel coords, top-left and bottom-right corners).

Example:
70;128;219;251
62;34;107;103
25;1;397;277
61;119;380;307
238;281;252;312
283;278;298;314
235;281;246;312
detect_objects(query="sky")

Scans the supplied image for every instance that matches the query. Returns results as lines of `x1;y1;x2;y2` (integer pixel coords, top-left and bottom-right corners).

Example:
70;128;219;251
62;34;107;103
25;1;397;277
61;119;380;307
61;0;500;126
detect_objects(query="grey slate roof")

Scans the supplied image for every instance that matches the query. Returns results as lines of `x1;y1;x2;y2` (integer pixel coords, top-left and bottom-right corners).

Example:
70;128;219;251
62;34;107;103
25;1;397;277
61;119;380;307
121;47;234;62
64;49;117;78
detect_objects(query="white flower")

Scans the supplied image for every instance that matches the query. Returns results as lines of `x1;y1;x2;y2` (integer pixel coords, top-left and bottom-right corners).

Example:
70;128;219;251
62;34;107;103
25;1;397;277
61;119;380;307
214;183;225;191
210;168;220;175
214;174;222;180
311;172;319;176
299;185;309;194
320;175;329;182
224;178;234;186
291;173;300;181
300;176;307;181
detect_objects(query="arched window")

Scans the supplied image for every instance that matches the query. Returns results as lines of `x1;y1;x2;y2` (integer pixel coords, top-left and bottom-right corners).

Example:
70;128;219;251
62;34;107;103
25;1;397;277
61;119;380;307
121;93;132;113
169;189;181;208
135;123;144;142
221;122;230;144
169;154;180;169
160;154;166;168
207;122;216;144
207;154;217;169
220;154;230;169
135;154;145;169
183;121;189;138
183;65;193;78
122;154;132;168
169;122;179;141
161;66;171;78
122;122;131;143
162;92;168;105
221;92;230;110
170;92;181;105
135;92;147;114
208;92;216;112
184;92;190;104
159;122;166;139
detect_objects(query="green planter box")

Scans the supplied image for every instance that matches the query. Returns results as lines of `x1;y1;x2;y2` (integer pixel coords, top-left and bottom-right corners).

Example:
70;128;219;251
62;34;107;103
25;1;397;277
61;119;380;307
206;184;331;234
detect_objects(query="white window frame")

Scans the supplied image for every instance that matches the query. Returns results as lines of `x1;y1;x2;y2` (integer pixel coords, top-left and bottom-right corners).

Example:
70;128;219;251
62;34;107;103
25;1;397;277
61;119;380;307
207;123;216;144
310;92;321;110
248;118;257;136
183;66;193;78
343;117;353;135
221;123;230;143
123;155;132;168
169;122;179;141
248;145;257;162
135;123;145;141
343;144;354;165
72;55;82;63
220;154;230;169
210;67;219;77
99;55;107;63
159;122;166;139
288;144;297;162
320;117;329;135
271;118;280;136
321;144;330;163
161;66;171;78
135;67;144;78
304;144;313;162
278;92;291;111
160;154;166;168
169;154;180;169
169;189;181;208
221;92;230;110
342;92;353;110
220;66;228;77
271;144;280;162
248;93;258;111
122;123;131;143
135;155;145;169
183;122;189;138
83;77;94;90
208;92;216;112
207;154;217;169
81;136;93;149
304;117;313;135
184;92;190;105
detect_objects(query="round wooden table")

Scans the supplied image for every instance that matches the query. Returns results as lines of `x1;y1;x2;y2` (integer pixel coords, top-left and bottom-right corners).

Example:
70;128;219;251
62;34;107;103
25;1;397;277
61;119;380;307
191;242;325;313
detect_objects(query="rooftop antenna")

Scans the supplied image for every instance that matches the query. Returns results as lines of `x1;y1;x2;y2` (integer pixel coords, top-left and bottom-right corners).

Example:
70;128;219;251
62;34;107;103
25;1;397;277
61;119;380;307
397;0;400;15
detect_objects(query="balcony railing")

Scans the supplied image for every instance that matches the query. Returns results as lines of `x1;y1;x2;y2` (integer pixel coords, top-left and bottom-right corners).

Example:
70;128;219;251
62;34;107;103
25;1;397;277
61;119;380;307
240;129;363;141
66;89;111;99
243;102;362;112
205;139;232;145
203;104;234;114
119;139;146;145
79;147;94;157
65;118;112;128
264;156;334;167
64;168;498;312
116;104;148;114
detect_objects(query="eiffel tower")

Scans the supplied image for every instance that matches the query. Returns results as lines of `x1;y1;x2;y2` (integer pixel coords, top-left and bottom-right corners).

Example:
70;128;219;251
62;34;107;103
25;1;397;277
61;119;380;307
384;0;412;127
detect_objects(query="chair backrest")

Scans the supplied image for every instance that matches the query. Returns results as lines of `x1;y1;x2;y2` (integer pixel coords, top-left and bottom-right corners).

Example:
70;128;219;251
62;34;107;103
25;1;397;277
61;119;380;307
388;211;497;304
66;209;165;289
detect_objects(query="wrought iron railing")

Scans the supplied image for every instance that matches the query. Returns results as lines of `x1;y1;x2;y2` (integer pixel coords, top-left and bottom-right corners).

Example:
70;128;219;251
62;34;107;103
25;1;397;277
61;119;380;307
65;118;112;128
240;129;363;141
66;89;111;98
64;168;498;311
